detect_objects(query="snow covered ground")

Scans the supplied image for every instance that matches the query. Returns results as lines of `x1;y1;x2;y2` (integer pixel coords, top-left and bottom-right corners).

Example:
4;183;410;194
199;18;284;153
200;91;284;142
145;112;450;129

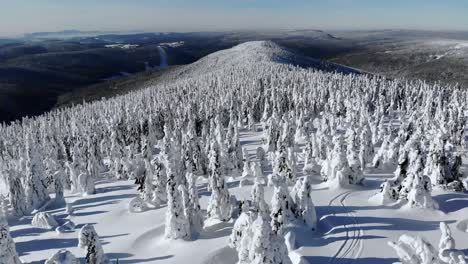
9;127;468;263
2;41;468;264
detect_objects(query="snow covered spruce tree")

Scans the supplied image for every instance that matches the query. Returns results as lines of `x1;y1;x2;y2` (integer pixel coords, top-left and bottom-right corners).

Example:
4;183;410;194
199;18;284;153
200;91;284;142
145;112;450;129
45;249;79;264
207;140;231;222
0;209;22;264
270;173;296;234
164;139;190;239
249;207;293;264
78;224;109;264
322;135;364;188
438;222;466;264
425;132;465;192
24;135;50;211
272;145;295;185
292;177;317;231
388;234;439;264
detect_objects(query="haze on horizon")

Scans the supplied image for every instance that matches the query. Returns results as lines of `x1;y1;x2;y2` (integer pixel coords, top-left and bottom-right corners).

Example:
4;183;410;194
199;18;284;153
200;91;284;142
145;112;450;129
1;0;468;37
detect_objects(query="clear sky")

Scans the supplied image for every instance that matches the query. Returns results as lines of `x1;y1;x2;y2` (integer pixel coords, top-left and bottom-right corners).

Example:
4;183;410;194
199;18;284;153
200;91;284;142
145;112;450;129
1;0;468;37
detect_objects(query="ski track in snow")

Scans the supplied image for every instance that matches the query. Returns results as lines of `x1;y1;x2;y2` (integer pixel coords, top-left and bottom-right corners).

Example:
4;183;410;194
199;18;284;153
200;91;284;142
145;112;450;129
326;190;364;264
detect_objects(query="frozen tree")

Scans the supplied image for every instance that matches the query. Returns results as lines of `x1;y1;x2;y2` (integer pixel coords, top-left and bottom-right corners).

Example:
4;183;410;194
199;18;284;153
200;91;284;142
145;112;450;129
388;234;438;264
52;169;66;207
426;132;465;191
265;113;280;153
303;140;320;175
273;145;295;185
186;172;204;233
78;224;109;264
256;147;266;168
292;177;317;231
241;148;253;178
8;174;28;216
151;159;167;206
164;173;190;240
0;209;22;264
251;179;267;218
229;212;253;259
78;160;96;196
24;137;50;211
324;135;364;188
45;249;79;264
438;222;466;264
249;209;292;264
405;173;438;209
32;212;59;229
207;140;231;222
141;159;155;204
270;173;296;234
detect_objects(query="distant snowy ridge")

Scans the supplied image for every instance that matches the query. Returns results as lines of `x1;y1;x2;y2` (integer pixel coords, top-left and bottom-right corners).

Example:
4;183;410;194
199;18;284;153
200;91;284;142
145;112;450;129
169;41;359;80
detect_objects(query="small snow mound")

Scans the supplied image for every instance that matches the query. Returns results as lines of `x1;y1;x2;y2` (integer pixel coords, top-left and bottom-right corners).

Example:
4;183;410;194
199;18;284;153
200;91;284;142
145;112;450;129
285;231;297;251
456;219;468;233
56;220;76;234
45;249;79;264
32;212;58;229
289;251;310;264
128;196;148;213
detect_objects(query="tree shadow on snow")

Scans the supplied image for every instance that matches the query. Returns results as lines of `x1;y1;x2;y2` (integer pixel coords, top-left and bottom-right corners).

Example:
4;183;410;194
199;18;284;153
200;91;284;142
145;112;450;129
98;184;134;194
200;221;234;240
72;210;109;217
16;238;78;256
318;215;454;235
433;193;468;214
122;255;174;263
105;253;173;263
73;193;135;207
304;256;398;264
73;200;122;211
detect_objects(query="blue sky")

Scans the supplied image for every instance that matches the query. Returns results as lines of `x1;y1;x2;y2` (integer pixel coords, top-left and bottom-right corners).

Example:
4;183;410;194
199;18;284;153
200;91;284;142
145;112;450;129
1;0;468;37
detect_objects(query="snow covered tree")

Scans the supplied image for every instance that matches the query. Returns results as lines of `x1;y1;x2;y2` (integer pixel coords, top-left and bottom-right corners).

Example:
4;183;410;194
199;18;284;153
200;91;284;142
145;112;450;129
45;249;79;264
164;173;190;240
8;172;28;216
388;234;438;264
207;140;231;222
303;139;320;175
24;136;50;211
438;222;466;264
186;172;204;233
426;132;465;191
229;211;253;264
292;177;317;231
78;224;109;264
241;148;253;178
151;158;167;206
251;179;268;218
270;173;296;234
273;145;295;185
249;209;292;264
0;209;22;264
141;159;155;204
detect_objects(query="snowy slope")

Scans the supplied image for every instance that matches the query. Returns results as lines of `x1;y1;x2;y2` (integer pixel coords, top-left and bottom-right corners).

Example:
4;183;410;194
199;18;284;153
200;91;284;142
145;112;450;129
168;41;359;79
2;41;468;264
8;127;468;264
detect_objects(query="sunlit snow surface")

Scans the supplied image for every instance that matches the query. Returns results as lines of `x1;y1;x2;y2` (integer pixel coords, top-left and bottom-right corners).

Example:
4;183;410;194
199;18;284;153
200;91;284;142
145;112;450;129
9;127;468;264
4;41;468;264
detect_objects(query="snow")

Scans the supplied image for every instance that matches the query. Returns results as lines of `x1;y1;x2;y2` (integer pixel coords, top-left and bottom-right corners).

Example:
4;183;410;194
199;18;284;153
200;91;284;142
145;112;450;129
160;41;185;48
2;40;468;264
7;127;468;263
104;44;139;49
